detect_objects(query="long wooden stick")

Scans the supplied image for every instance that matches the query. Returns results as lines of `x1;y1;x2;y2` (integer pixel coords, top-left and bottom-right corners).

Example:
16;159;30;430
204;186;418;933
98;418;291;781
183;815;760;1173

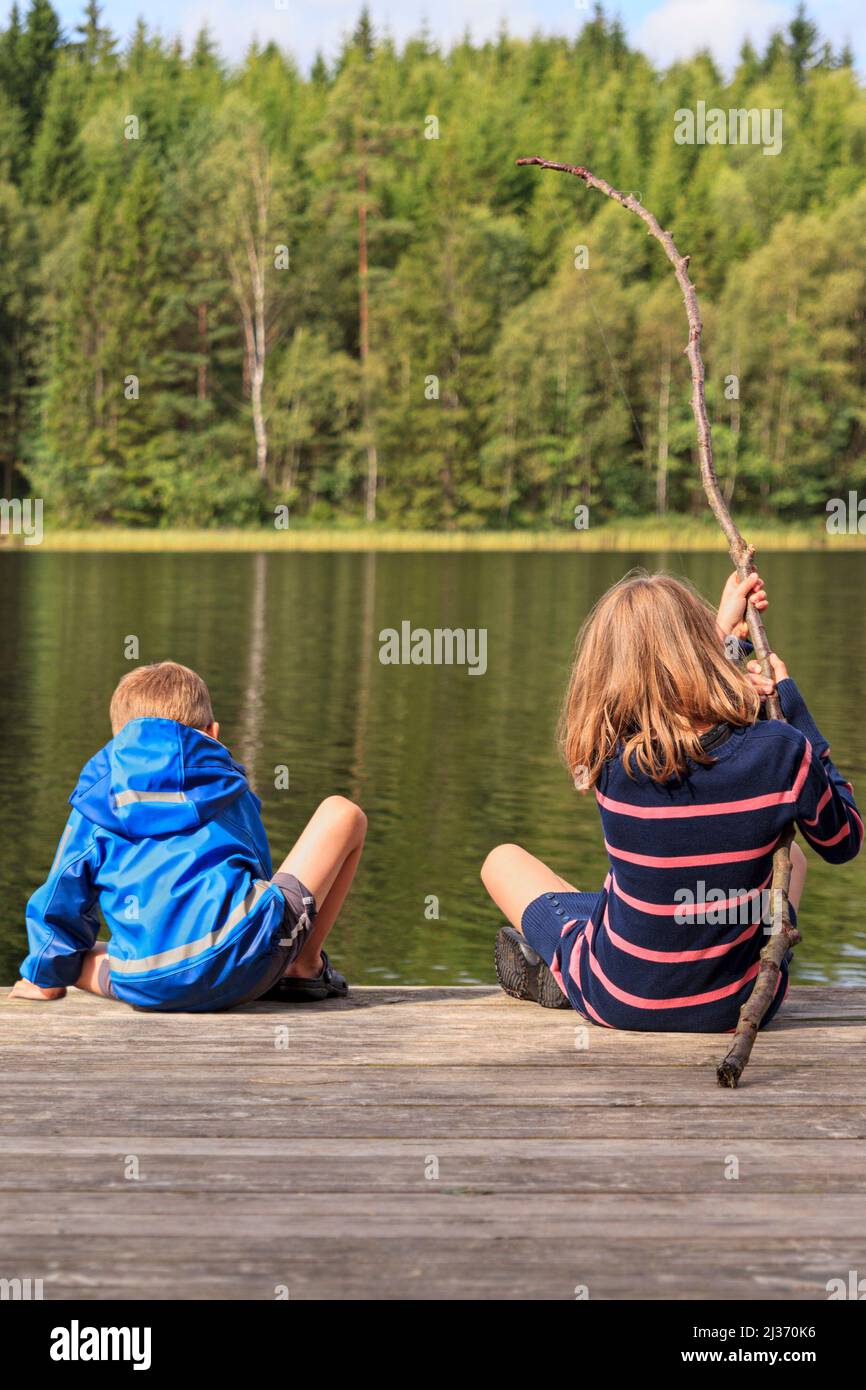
516;157;800;1086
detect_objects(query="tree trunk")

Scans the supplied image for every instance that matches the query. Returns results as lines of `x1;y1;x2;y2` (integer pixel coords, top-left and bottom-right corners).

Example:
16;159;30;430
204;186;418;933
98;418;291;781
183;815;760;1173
656;343;671;516
249;186;269;481
197;302;208;402
501;403;516;525
358;147;377;522
724;365;741;505
226;150;270;482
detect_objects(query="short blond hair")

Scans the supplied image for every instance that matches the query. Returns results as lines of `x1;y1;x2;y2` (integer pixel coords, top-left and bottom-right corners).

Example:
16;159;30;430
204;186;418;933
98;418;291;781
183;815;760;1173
110;662;215;735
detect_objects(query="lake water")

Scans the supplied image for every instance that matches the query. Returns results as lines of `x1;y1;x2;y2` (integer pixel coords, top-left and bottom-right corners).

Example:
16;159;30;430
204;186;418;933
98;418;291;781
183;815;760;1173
2;549;865;987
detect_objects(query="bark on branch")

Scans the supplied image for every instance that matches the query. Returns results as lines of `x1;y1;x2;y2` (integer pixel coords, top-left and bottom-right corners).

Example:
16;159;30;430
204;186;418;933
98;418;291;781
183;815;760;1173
516;157;800;1086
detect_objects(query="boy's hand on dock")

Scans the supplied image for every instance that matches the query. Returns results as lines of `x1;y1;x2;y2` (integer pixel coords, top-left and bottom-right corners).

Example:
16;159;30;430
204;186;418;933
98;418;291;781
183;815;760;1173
8;978;67;1002
716;570;768;640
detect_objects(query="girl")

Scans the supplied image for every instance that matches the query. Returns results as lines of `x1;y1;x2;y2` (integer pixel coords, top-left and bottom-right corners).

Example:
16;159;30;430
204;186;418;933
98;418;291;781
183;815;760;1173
481;570;862;1032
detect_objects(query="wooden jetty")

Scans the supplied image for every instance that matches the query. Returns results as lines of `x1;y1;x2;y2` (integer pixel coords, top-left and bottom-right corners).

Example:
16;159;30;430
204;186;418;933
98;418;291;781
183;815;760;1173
1;984;865;1300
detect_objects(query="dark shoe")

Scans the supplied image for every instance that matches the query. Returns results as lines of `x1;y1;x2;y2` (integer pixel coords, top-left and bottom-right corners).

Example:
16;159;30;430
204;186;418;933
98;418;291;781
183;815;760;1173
259;951;349;1003
495;926;570;1008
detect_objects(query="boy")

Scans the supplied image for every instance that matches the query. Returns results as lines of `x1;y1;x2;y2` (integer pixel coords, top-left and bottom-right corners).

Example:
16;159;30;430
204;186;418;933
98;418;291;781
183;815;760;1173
11;662;366;1011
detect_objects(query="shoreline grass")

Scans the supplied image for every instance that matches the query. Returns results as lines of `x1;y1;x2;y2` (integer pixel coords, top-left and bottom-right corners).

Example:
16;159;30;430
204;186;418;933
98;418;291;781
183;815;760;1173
1;520;863;553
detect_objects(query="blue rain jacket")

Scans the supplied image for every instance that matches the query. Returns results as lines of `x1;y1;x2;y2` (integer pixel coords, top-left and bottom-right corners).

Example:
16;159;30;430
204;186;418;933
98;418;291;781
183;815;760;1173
20;718;287;1011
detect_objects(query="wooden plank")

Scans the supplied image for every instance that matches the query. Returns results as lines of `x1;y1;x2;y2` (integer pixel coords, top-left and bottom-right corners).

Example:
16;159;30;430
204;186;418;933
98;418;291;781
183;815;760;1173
1;1138;865;1193
3;1029;864;1066
2;1063;864;1109
6;1190;866;1242
2;984;865;1300
3;1234;862;1301
4;1017;864;1068
3;1099;864;1139
1;1103;863;1140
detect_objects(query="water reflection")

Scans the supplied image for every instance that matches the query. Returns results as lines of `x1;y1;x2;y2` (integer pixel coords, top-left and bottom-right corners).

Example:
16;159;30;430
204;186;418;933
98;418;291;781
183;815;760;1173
1;549;864;986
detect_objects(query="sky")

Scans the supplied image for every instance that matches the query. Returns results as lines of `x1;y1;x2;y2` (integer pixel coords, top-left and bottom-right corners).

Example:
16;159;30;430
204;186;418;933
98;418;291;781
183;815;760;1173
5;0;864;73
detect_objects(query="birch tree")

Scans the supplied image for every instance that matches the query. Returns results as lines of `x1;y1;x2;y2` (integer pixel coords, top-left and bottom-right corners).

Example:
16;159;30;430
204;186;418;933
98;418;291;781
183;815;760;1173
202;97;289;483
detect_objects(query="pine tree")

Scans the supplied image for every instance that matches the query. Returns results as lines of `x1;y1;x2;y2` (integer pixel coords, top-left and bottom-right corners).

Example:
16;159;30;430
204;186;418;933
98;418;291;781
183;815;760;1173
310;52;329;86
0;4;26;117
19;0;62;139
353;8;375;62
74;1;115;66
0;178;30;497
26;60;87;206
788;4;820;82
34;177;117;518
191;26;219;72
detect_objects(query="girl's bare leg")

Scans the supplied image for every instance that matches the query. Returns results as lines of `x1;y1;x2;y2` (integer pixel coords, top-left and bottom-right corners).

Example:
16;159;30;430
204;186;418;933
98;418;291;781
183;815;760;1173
273;795;367;977
481;843;578;933
483;838;807;935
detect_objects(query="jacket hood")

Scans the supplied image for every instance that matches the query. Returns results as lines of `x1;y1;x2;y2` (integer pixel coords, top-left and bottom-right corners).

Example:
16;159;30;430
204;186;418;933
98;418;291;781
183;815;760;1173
71;718;251;838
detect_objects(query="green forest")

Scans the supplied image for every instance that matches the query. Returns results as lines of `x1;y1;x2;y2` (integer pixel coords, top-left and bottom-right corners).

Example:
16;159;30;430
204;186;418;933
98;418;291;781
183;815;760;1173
0;2;864;530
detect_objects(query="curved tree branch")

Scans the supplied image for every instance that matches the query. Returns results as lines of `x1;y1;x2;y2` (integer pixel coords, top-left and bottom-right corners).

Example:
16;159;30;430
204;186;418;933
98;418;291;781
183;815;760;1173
516;157;800;1087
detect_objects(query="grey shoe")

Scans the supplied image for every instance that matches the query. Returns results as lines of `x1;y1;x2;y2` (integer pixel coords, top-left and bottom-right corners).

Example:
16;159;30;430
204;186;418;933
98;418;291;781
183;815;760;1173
494;926;570;1008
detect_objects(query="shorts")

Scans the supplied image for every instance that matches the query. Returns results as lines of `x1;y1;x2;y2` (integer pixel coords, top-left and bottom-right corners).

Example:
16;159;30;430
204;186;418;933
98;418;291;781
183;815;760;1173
97;872;317;1006
230;872;318;1005
520;889;601;975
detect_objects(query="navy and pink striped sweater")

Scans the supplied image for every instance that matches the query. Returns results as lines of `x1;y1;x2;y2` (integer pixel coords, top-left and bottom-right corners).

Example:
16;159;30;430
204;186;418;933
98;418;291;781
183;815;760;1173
561;678;862;1032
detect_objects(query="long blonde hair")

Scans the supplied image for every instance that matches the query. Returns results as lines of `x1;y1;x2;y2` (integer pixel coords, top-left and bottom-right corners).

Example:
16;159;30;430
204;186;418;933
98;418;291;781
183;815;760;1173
559;571;760;787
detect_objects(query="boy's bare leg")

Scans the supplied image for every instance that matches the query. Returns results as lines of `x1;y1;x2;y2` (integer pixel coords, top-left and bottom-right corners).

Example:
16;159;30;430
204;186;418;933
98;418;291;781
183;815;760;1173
481;843;578;934
73;943;113;996
273;795;367;977
10;943;112;1001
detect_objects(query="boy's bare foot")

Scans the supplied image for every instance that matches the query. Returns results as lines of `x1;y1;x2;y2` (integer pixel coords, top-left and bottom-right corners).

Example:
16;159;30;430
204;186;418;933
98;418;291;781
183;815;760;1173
8;978;67;1001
